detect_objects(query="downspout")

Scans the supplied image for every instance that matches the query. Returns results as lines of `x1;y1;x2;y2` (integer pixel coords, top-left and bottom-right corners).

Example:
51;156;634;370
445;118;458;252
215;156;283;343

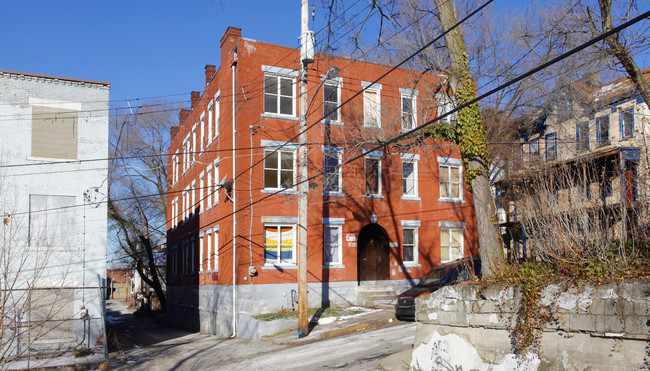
231;49;238;337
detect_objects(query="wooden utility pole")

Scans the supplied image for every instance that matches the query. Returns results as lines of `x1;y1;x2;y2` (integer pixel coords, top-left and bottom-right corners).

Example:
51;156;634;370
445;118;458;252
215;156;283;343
297;0;311;337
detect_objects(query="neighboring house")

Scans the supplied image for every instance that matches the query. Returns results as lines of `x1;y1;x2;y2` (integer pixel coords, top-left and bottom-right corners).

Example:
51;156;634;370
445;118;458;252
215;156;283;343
0;70;109;359
498;69;650;260
165;27;478;336
107;268;133;300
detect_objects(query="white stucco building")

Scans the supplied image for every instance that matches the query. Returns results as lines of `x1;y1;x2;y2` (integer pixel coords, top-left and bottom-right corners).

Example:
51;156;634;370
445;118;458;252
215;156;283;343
0;70;110;361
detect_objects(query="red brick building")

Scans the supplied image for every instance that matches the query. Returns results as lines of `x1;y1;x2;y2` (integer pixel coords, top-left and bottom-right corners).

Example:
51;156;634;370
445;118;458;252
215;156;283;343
166;27;478;336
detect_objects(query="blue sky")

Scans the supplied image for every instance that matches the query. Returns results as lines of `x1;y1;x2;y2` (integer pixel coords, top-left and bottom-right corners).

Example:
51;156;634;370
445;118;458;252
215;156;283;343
2;1;647;110
1;1;303;106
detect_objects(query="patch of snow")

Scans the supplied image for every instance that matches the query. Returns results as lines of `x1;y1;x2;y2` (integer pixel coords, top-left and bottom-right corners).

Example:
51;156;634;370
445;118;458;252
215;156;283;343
428;312;438;321
411;331;540;371
489;314;499;324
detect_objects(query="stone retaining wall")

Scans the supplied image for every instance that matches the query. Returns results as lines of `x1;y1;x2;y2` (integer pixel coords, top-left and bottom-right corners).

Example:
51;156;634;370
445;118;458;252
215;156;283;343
414;279;649;370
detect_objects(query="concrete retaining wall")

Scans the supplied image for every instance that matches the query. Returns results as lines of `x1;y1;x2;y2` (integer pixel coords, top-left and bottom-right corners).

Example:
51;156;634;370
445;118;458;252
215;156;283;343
414;279;650;370
166;279;413;338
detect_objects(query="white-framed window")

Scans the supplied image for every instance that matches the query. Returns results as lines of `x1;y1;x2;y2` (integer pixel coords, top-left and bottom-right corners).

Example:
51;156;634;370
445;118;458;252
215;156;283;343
400;88;418;131
182;187;189;221
439;157;463;201
213;160;220;205
190;180;196;218
199;232;205;273
207;101;214;144
213;91;220;141
190;237;195;274
436;94;457;125
323;224;342;265
171;197;178;228
440;222;464;262
172;152;179;185
212;228;219;271
182;135;190;173
192;123;198;162
323;147;343;194
323;80;341;122
264;224;296;265
200;113;205;152
402;227;418;264
529;138;540;161
199;171;205;213
401;154;419;197
264;71;296;116
264;149;295;190
29;194;76;248
364;153;382;196
363;83;381;127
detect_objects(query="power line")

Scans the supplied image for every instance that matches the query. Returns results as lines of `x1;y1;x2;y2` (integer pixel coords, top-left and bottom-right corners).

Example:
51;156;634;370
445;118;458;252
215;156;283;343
162;5;650;243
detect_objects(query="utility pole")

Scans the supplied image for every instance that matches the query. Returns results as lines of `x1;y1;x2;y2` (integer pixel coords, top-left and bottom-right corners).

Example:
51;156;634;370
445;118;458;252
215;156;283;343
297;0;313;337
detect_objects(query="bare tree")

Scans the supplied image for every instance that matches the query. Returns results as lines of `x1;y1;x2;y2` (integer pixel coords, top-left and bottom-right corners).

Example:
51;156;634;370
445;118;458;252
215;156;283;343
108;100;180;311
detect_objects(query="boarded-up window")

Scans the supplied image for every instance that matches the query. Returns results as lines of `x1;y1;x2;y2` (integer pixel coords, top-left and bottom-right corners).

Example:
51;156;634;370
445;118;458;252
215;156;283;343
31;106;78;159
29;195;76;248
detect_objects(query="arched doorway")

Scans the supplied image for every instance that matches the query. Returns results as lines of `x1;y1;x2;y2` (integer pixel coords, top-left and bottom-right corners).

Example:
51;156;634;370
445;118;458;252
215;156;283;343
357;223;390;283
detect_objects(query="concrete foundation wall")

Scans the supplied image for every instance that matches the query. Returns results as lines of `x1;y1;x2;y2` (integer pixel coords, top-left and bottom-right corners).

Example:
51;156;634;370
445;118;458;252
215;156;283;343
167;279;413;337
414;279;650;370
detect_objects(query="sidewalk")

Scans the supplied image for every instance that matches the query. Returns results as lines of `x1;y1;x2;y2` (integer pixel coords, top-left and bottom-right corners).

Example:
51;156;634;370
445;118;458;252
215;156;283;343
266;307;398;344
264;307;414;370
107;300;414;370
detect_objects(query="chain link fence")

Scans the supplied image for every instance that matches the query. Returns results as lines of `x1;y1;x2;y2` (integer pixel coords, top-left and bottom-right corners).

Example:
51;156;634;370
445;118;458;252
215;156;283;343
0;277;107;370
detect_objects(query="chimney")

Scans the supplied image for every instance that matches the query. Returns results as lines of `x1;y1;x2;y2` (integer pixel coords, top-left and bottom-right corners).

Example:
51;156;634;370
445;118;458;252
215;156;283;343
205;65;216;86
170;126;179;141
179;109;190;127
191;91;200;109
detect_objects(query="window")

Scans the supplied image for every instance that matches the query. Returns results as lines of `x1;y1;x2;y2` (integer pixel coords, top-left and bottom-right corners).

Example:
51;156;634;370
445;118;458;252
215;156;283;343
213;161;220;205
324;148;342;193
597;115;609;146
600;159;616;197
192;123;198;162
264;225;295;265
29;194;76;248
529;138;540;161
31;106;78;159
576;122;589;152
264;75;295;115
365;157;381;196
402;159;417;197
206;228;218;272
207;101;214;144
199;233;204;273
213;91;220;141
363;85;381;127
171;198;178;228
323;225;342;265
440;228;463;262
439;159;462;201
437;94;457;125
200;114;205;152
264;149;294;189
190;180;196;218
199;172;205;213
545;133;557;161
620;108;634;139
400;89;417;131
172;152;179;184
182;135;190;173
323;82;340;121
403;227;418;264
